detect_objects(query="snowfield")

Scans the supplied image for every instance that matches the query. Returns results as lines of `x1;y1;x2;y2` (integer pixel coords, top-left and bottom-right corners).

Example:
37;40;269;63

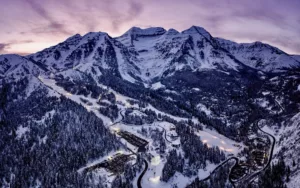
195;128;244;155
16;126;30;139
151;82;165;90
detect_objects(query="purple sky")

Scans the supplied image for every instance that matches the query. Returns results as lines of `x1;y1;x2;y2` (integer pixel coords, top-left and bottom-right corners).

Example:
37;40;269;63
0;0;299;55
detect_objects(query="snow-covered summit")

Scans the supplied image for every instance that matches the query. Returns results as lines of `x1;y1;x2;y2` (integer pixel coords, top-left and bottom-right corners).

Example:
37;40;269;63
114;25;246;81
181;26;212;40
166;28;179;35
116;27;167;47
121;27;166;38
27;31;142;83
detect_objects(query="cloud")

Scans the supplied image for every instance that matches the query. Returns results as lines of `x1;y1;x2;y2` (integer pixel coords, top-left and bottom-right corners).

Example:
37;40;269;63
111;0;144;31
24;0;145;34
25;0;72;35
269;37;300;55
58;0;105;32
0;40;35;54
13;40;34;44
0;43;10;53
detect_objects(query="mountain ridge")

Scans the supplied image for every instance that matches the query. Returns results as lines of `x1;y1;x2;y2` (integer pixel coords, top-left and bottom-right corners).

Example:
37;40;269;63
216;37;300;72
1;25;297;79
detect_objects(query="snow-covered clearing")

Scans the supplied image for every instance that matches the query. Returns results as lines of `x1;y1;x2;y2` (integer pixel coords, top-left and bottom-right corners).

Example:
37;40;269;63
197;103;212;116
151;82;165;90
255;98;269;108
146;104;199;124
262;91;270;96
16;126;30;139
195;128;244;156
38;75;126;126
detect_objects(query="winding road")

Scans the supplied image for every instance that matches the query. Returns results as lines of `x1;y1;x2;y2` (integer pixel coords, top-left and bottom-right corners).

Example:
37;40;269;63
137;159;149;188
232;120;276;187
197;119;276;188
157;125;172;144
256;121;276;171
109;110;125;127
200;157;239;182
236;120;276;187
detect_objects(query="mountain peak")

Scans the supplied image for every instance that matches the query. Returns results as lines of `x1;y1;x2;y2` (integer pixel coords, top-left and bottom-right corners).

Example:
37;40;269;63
166;28;179;35
82;31;109;39
122;27;166;38
182;25;212;39
249;41;275;49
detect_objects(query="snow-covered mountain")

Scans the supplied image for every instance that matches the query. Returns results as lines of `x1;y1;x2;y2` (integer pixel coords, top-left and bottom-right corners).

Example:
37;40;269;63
28;32;141;83
116;26;247;81
216;38;300;72
0;54;44;80
26;26;300;84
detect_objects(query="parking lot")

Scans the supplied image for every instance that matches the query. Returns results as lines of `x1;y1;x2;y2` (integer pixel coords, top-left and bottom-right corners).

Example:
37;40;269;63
84;153;134;174
117;130;148;151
